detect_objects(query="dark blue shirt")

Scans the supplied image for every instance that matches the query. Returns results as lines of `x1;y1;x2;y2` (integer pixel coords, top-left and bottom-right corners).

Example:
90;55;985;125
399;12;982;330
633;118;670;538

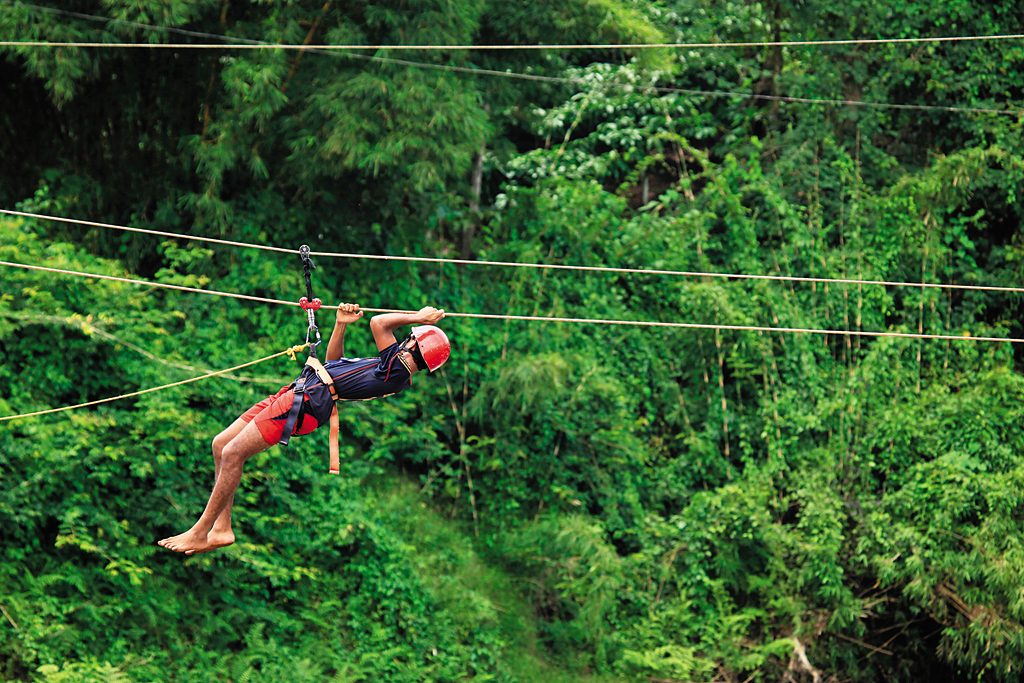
322;341;412;400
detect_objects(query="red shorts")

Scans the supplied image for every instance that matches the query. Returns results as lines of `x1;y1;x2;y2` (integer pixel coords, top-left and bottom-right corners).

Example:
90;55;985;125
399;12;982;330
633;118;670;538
240;385;321;445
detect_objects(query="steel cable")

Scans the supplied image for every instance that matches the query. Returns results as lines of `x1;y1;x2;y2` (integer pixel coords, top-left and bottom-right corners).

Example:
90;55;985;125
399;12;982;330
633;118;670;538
7;209;1024;294
1;259;1020;344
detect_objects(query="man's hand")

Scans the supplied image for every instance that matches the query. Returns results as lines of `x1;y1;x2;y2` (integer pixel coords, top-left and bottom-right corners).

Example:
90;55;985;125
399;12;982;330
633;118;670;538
416;306;446;324
336;302;364;325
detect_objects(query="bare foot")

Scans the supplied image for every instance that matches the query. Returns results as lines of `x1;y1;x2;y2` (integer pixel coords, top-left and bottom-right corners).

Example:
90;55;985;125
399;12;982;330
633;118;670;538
157;529;211;555
191;529;236;555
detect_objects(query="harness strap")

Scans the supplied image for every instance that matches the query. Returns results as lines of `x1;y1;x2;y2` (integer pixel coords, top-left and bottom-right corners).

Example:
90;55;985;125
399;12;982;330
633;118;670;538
304;356;342;475
328;407;340;475
278;375;306;447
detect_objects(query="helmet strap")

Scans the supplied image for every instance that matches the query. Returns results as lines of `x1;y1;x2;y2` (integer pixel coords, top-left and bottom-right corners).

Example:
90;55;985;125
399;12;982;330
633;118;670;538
410;344;428;371
403;334;429;371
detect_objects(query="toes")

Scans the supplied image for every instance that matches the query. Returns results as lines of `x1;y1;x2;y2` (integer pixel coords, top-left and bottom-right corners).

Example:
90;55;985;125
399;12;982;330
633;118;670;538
156;532;212;555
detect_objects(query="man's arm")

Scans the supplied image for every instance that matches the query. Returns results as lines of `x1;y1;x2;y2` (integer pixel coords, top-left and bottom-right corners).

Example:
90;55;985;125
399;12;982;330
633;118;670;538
326;303;363;361
369;306;445;351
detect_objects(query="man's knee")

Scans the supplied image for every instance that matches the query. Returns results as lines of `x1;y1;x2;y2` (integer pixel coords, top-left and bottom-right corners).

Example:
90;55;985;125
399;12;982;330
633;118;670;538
221;439;255;464
212;432;232;458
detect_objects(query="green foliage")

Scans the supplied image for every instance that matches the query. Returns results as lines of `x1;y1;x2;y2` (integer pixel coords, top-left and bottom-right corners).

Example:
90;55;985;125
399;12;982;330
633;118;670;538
5;1;1024;681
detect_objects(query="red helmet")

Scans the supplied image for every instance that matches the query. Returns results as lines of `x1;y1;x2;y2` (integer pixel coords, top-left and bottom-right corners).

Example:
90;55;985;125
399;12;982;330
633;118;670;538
411;325;451;372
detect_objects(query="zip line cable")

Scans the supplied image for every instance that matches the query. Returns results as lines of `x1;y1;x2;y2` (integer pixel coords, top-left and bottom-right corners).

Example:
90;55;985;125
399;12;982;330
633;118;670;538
8;2;1023;117
13;2;273;45
5;33;1024;51
405;64;1022;116
7;208;1024;295
1;258;1021;344
1;210;295;256
307;252;1024;294
0;344;308;423
0;259;297;306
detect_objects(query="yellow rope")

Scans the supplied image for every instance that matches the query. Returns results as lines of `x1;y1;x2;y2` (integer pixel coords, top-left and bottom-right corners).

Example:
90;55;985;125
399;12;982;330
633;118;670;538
0;344;307;423
0;312;282;384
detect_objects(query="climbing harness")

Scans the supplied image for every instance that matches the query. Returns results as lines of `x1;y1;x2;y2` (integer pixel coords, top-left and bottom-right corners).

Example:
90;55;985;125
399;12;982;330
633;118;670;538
279;245;343;474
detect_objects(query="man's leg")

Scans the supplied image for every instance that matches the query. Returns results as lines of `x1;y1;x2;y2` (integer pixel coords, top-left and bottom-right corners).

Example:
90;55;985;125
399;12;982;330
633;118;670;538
205;417;249;550
158;421;272;555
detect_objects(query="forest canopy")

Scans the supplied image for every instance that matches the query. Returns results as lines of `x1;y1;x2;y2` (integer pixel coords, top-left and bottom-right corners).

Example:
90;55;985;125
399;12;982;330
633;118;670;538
2;1;1024;681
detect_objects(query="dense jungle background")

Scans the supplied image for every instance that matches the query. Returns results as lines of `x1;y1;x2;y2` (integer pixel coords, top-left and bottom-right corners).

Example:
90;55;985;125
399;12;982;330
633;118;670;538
3;1;1024;681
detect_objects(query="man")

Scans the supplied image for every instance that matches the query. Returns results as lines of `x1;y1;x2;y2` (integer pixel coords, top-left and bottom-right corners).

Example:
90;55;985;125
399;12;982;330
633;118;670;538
157;303;449;555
